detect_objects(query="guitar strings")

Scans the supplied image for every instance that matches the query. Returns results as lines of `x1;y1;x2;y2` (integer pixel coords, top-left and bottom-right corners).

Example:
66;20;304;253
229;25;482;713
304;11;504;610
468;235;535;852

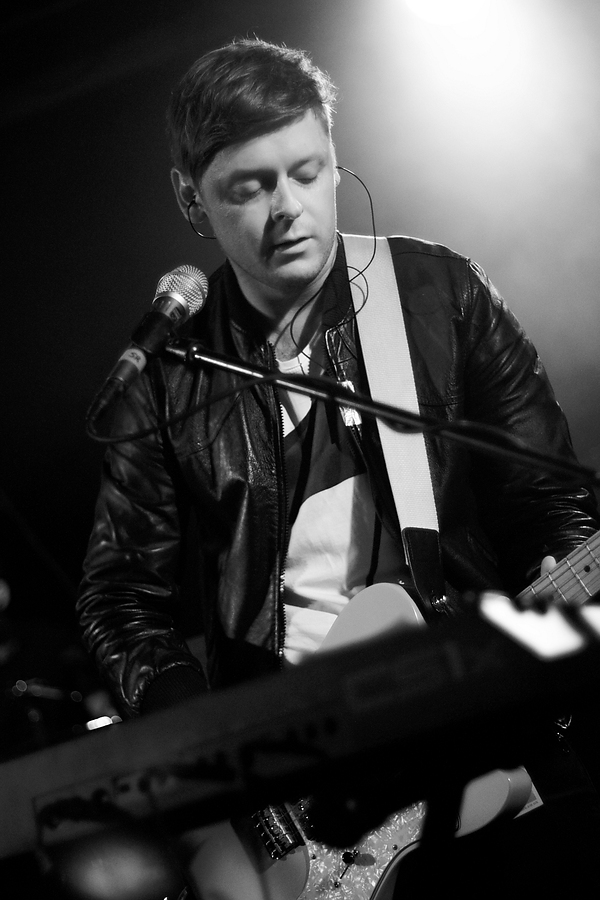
525;539;600;606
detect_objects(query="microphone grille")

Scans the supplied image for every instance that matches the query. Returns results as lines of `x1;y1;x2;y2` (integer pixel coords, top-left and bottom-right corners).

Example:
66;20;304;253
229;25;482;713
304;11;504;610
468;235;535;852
156;264;209;314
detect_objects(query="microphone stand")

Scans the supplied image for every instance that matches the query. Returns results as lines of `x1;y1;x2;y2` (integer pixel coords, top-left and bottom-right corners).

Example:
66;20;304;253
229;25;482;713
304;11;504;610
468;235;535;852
166;339;600;486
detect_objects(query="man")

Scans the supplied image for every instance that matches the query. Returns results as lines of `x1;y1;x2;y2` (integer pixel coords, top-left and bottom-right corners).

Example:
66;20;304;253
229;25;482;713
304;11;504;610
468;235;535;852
78;39;599;891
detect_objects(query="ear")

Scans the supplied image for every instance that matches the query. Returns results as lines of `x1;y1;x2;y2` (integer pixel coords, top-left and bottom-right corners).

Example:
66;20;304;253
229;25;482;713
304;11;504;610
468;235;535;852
334;167;341;187
170;168;205;222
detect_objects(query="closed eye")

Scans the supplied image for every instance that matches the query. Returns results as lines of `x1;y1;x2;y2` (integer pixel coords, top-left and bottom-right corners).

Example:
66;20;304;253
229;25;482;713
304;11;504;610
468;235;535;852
292;160;325;185
229;182;262;203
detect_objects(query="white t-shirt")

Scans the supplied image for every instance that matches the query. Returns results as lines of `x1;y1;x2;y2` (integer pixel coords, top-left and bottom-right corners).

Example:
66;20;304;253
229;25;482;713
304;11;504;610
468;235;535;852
277;342;409;664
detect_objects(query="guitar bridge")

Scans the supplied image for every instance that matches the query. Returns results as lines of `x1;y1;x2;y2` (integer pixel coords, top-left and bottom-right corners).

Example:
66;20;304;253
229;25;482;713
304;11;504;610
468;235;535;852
251;805;306;859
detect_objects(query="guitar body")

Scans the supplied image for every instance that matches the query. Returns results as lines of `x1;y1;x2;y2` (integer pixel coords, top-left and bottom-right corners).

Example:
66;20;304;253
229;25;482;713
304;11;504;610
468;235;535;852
188;584;533;900
188;819;310;900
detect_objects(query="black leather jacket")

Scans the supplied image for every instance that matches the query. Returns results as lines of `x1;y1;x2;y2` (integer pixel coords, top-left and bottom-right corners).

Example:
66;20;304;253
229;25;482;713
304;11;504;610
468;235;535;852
78;235;598;716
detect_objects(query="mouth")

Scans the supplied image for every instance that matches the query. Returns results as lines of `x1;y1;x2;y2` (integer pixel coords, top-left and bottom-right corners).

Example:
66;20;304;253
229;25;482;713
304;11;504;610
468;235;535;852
272;236;309;253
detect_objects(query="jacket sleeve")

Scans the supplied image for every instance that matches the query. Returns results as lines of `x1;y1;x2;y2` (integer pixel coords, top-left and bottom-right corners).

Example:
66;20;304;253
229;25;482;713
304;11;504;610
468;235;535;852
77;371;207;717
461;259;599;590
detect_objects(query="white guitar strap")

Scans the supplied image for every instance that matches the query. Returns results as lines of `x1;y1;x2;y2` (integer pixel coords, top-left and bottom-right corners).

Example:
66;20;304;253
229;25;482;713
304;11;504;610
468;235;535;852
341;234;448;617
342;233;439;535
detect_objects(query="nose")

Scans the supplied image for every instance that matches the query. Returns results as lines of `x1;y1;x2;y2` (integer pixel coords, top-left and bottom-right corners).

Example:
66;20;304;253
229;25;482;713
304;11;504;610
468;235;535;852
271;178;303;221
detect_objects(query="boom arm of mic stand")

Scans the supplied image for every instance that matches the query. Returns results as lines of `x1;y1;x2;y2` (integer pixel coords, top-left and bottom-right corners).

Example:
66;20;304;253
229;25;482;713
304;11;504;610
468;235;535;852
165;340;600;486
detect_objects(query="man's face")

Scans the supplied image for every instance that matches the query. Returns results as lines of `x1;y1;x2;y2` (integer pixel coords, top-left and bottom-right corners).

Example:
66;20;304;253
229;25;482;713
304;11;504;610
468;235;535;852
195;110;339;309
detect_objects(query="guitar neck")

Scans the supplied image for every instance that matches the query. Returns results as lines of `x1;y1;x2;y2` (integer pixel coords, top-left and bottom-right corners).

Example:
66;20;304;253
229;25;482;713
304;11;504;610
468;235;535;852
516;531;600;608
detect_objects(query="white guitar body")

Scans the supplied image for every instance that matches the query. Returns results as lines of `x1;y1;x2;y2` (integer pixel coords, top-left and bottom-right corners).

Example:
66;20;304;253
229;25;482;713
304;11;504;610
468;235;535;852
187;819;310;900
187;584;533;900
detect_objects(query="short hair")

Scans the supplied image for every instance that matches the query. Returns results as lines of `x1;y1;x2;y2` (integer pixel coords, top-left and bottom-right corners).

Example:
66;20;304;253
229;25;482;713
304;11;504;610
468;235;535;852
167;38;337;182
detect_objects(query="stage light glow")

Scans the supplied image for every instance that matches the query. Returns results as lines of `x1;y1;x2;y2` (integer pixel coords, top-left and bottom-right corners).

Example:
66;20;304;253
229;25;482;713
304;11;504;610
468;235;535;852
333;0;600;408
405;0;488;29
403;0;527;86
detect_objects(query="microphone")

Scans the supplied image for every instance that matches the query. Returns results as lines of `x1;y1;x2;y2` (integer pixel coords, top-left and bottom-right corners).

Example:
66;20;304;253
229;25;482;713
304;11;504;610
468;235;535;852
86;264;208;424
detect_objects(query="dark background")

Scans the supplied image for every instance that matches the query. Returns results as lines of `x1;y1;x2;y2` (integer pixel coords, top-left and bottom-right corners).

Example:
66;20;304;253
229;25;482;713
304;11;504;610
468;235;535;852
0;0;599;744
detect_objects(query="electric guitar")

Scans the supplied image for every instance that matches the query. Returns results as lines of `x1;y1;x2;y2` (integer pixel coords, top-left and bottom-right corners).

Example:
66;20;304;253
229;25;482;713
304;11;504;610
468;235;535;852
187;584;537;900
188;531;600;900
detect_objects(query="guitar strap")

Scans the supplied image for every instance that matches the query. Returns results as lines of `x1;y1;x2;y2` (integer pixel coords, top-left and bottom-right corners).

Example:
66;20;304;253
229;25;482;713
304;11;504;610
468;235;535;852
342;233;447;618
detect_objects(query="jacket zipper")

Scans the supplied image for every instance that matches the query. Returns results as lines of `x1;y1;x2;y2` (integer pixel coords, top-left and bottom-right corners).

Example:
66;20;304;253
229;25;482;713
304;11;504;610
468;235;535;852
265;341;290;667
270;323;361;665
